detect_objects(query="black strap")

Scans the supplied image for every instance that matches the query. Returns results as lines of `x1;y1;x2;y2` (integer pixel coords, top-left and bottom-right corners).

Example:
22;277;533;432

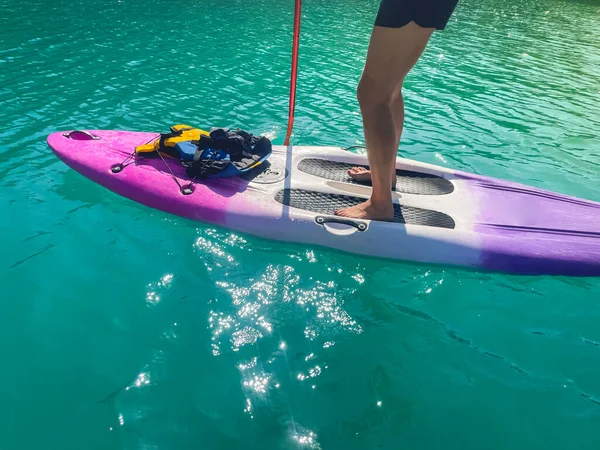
185;158;230;179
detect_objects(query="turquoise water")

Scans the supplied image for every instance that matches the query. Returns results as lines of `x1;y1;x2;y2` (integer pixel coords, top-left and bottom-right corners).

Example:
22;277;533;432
2;0;600;448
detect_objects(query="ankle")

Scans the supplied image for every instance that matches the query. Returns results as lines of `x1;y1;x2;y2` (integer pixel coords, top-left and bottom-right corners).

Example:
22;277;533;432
369;196;393;211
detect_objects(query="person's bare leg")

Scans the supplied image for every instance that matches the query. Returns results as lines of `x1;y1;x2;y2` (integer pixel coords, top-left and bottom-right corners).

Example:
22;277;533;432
347;84;403;188
336;22;433;220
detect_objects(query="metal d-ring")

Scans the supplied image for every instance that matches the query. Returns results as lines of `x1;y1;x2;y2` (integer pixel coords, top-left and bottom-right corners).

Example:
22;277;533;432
181;184;194;195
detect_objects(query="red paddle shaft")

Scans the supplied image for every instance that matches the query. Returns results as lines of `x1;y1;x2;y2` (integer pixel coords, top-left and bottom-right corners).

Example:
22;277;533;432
283;0;302;146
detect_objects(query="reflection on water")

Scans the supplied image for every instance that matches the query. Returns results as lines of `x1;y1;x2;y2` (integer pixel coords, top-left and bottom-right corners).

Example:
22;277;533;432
103;218;600;448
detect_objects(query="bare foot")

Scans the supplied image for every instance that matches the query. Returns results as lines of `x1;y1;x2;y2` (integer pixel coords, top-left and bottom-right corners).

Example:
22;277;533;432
334;199;394;222
348;167;397;190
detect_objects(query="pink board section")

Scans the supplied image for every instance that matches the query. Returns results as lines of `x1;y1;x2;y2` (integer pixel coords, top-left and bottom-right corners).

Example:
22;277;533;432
47;130;252;226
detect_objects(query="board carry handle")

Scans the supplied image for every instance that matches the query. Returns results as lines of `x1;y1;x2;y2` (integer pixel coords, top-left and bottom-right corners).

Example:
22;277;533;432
62;130;100;140
315;216;368;232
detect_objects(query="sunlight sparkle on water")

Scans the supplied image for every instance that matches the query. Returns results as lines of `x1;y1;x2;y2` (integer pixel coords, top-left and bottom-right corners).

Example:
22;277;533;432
159;273;173;287
146;290;160;304
231;326;263;350
238;357;258;371
243;374;271;394
293;430;320;448
134;372;150;387
243;398;253;418
352;273;365;284
257;316;272;332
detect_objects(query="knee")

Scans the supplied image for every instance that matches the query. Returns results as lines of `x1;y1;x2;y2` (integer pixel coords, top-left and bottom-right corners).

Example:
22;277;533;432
357;76;402;110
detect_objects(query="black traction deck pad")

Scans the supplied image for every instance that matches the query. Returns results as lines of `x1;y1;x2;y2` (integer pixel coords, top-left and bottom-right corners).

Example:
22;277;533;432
275;189;455;229
297;158;454;195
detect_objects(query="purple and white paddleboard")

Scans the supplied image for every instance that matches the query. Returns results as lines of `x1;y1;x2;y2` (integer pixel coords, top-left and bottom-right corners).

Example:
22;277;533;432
47;129;600;276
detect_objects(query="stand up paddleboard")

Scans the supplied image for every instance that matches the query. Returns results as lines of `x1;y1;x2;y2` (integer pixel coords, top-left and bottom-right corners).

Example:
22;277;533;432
46;0;600;276
47;129;600;276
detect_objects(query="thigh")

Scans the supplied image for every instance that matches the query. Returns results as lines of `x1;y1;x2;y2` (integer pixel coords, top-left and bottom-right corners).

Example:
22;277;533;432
361;22;434;97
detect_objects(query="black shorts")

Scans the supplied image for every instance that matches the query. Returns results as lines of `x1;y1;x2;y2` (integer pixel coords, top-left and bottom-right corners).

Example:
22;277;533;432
375;0;459;30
